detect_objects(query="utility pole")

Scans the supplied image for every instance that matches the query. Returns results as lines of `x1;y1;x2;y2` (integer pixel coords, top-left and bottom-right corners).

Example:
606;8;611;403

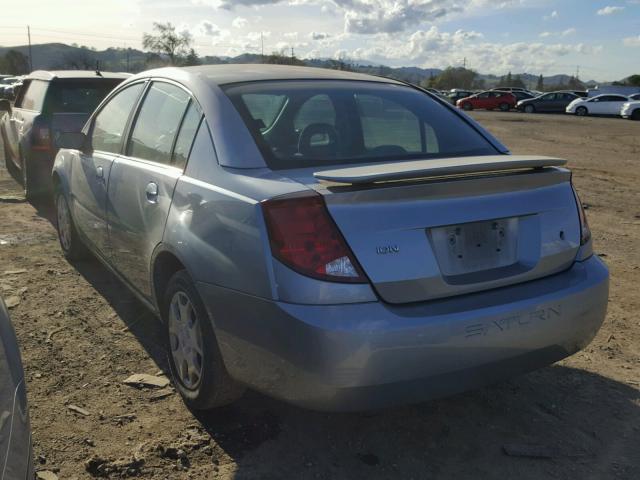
576;65;580;80
126;47;130;72
27;25;33;72
261;32;264;61
463;57;466;69
291;46;294;61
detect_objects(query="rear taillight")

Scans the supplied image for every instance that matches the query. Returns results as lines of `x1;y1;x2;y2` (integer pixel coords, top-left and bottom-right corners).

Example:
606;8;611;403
31;125;51;151
571;185;591;245
262;192;367;283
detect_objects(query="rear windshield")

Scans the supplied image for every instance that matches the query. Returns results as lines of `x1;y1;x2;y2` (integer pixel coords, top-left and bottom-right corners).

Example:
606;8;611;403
223;80;497;169
45;79;123;114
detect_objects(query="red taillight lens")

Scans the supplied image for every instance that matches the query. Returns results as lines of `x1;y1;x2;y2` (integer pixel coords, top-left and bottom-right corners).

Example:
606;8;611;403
262;192;367;283
32;125;51;151
572;185;591;245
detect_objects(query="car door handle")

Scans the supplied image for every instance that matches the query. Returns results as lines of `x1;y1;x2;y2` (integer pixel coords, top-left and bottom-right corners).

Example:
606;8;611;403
96;166;104;180
145;182;159;204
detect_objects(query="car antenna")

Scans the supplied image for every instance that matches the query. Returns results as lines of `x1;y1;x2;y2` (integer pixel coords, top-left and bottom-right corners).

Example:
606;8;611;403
95;61;102;77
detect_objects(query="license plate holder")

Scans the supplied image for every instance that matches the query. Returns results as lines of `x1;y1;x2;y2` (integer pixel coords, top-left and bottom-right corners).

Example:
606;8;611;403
430;218;518;276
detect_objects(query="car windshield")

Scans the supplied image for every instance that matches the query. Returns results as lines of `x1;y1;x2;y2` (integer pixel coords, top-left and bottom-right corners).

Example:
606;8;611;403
223;80;497;169
46;78;123;114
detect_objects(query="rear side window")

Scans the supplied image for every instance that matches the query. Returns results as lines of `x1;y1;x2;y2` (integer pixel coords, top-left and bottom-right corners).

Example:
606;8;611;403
46;79;122;114
18;80;48;111
91;83;144;154
224;80;495;169
172;101;202;169
128;82;190;164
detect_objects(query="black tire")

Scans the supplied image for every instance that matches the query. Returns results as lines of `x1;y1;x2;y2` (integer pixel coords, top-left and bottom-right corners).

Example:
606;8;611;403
524;104;535;114
163;270;245;410
462;102;473;111
55;190;89;260
576;106;588;117
499;102;510;112
21;154;42;202
2;137;20;181
630;109;640;121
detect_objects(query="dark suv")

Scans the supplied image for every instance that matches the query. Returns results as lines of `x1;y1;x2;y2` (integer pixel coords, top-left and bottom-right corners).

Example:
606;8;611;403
0;70;129;200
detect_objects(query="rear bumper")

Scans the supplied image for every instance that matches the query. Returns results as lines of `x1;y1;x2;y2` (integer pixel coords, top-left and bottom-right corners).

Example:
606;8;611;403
198;255;609;411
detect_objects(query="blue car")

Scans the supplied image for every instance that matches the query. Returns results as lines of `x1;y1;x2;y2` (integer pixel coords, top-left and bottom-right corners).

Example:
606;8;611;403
52;65;609;411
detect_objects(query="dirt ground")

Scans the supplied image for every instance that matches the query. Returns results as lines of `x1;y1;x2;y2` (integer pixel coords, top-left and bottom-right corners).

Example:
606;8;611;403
1;111;639;479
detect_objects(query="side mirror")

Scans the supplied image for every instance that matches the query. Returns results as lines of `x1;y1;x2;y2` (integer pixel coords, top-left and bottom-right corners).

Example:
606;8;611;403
0;99;11;114
56;131;87;151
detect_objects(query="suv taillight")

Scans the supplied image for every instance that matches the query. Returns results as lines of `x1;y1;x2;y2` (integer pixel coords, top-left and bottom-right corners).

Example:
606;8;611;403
571;185;591;245
31;125;51;151
262;192;367;283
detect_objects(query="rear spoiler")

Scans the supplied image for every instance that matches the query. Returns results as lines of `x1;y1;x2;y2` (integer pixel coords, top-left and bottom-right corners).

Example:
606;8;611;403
313;155;566;185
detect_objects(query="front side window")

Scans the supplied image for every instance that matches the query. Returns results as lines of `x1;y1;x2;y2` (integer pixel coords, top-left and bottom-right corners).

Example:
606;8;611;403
91;83;144;154
18;80;48;111
224;80;496;169
128;82;190;164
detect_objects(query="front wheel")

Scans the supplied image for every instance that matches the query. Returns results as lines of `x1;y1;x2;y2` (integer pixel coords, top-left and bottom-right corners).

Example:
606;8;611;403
576;106;588;116
462;102;473;111
55;190;89;260
499;102;510;112
524;104;535;114
630;109;640;121
163;270;245;410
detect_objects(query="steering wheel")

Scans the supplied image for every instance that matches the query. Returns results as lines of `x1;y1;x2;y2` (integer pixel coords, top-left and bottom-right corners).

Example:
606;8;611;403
297;123;340;158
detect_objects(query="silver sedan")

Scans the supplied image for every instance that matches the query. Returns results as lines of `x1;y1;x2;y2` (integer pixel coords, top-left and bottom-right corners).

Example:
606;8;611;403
53;65;609;411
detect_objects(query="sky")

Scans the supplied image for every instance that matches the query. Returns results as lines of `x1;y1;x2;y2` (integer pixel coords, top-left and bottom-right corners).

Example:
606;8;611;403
1;0;639;81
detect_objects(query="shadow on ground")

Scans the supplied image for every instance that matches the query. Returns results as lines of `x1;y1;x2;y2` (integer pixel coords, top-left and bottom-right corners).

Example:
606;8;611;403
65;253;640;480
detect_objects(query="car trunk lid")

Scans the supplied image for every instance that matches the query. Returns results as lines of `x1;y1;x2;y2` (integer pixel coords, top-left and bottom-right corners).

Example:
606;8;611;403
279;156;581;304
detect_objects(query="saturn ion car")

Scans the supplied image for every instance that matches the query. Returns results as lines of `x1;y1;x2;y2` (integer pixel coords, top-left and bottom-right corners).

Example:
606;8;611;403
52;65;609;411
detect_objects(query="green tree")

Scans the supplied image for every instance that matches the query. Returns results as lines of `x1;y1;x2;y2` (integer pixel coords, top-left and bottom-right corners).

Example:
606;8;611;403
429;67;478;90
183;48;201;66
2;50;30;75
264;49;305;66
536;74;544;91
626;74;640;86
142;22;192;65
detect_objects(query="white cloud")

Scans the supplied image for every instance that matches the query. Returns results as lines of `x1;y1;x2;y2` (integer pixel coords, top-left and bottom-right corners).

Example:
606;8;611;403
309;31;331;40
623;35;640;46
597;5;624;15
543;10;558;20
198;20;222;36
232;16;248;28
541;27;576;38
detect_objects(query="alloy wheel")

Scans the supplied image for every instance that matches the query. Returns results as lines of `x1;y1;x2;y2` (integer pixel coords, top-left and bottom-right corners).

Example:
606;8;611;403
168;291;204;390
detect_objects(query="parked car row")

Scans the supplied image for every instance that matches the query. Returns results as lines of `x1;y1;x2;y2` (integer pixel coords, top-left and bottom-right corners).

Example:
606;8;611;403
0;75;24;101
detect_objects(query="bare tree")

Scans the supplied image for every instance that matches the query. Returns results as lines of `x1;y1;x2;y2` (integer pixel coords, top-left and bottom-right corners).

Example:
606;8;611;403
142;22;192;65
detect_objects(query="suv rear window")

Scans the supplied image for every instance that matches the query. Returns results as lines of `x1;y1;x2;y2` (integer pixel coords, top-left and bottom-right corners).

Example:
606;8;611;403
46;79;123;114
223;80;496;169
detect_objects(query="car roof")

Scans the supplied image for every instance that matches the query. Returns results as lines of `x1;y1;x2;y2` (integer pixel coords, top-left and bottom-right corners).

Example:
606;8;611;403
135;64;405;87
26;70;131;81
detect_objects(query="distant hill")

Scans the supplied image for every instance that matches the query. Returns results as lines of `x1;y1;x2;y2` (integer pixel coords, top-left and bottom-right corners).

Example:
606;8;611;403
0;42;603;87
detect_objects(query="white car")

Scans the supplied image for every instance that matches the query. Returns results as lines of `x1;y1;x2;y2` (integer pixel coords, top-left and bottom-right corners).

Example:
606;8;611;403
566;94;629;116
621;101;640;120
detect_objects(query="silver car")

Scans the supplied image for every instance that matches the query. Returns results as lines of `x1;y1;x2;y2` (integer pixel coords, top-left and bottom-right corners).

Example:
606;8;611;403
0;297;33;478
53;65;609;411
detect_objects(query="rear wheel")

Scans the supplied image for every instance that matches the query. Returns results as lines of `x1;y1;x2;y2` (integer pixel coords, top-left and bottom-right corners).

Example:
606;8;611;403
21;155;42;202
462;102;473;111
576;106;588;116
499;102;510;112
55;190;89;260
630;109;640;121
2;138;20;181
524;104;535;114
163;270;245;410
